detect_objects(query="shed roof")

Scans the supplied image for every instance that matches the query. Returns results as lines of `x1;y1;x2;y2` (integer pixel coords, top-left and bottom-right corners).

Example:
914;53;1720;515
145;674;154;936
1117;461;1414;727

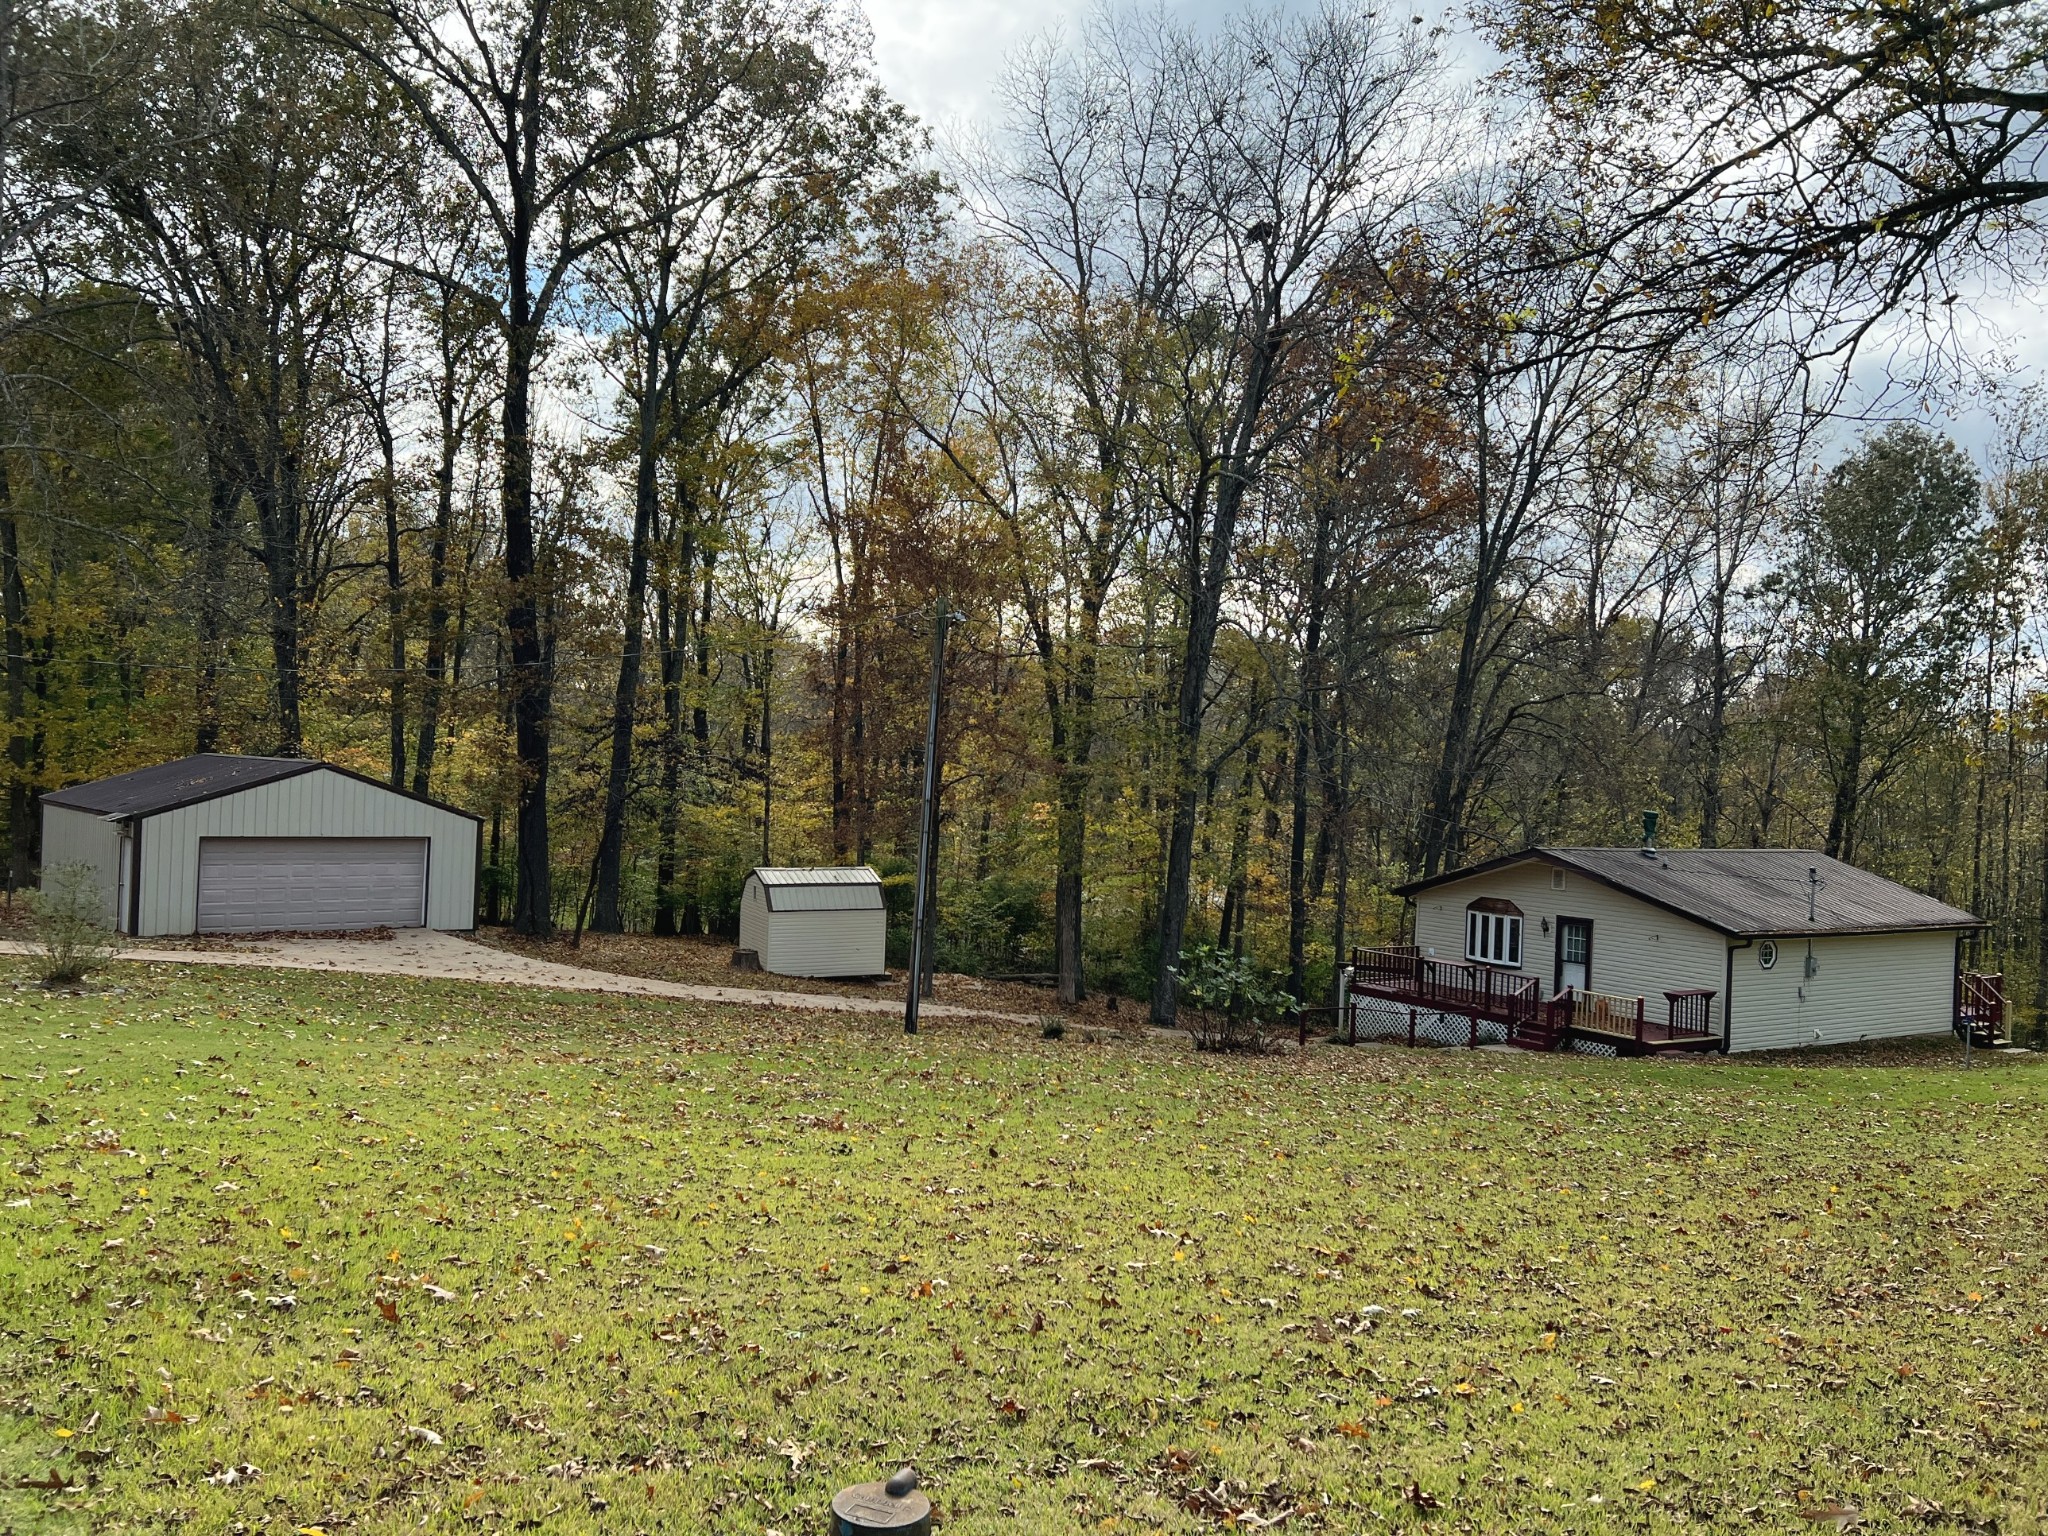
40;752;483;823
747;866;884;912
750;866;882;887
1395;847;1981;938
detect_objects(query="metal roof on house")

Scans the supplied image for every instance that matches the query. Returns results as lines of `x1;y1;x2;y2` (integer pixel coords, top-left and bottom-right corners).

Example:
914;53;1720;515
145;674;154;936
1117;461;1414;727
1395;847;1982;938
41;753;322;818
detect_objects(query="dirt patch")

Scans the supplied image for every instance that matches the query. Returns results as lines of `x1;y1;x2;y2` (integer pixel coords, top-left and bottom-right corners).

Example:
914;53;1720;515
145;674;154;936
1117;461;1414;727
471;929;1148;1031
1664;1031;2046;1070
138;926;401;950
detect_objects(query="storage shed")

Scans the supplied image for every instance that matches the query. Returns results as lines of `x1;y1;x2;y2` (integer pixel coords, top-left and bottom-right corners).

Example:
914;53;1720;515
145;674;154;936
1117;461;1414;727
738;866;886;978
40;753;480;936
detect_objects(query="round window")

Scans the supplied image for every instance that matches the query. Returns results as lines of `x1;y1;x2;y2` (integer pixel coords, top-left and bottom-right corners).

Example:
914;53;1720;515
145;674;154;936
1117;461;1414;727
1758;940;1778;970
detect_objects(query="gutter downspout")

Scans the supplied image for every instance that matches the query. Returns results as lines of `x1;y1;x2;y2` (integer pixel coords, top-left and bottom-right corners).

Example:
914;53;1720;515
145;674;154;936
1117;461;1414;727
126;815;143;938
1723;938;1751;1054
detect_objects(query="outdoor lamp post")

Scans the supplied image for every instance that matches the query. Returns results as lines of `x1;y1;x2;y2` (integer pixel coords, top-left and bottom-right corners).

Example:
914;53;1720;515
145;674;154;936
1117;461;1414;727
831;1466;932;1535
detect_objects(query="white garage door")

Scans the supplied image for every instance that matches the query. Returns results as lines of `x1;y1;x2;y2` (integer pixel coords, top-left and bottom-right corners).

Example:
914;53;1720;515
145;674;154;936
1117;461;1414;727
196;837;428;933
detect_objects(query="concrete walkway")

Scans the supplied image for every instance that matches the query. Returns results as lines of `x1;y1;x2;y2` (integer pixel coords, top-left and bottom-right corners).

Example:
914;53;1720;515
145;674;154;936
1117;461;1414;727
0;930;1042;1025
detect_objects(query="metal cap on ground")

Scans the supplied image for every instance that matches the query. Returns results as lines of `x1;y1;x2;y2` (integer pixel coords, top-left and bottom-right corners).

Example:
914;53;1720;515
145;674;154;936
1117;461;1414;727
830;1466;931;1534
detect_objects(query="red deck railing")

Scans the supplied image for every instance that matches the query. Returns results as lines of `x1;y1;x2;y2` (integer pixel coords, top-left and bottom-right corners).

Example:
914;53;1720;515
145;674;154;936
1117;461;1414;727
1958;971;2005;1043
1350;944;1546;1036
1348;947;1718;1053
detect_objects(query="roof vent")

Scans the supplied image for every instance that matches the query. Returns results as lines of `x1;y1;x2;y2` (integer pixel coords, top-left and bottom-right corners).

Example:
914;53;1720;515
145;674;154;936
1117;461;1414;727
1640;809;1660;858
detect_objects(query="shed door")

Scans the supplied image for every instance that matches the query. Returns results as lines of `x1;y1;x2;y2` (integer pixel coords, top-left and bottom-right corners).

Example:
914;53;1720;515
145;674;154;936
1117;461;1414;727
196;837;428;933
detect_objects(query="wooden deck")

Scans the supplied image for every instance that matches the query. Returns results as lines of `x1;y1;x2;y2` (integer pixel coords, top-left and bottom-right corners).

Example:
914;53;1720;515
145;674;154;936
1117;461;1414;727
1346;947;1720;1055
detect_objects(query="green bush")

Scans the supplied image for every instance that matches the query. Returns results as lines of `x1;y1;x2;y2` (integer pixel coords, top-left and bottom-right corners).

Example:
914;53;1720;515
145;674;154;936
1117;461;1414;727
27;863;121;988
1172;943;1290;1052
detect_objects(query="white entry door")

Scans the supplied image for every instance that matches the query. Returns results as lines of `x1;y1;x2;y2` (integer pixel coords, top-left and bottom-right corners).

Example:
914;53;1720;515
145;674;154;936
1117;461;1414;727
196;837;428;933
1557;917;1591;993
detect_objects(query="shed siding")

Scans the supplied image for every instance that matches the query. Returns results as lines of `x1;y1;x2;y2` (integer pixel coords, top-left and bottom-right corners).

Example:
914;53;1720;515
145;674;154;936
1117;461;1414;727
1729;930;1959;1051
135;768;476;936
739;880;769;955
740;872;884;977
1412;860;1728;1034
40;804;122;927
764;908;886;978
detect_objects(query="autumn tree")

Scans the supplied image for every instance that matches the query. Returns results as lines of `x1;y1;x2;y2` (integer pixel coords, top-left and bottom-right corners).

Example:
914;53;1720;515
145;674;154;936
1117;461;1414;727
1778;423;1982;861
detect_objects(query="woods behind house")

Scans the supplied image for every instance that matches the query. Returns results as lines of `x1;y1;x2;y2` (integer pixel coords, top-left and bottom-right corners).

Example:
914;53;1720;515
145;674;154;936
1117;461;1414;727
4;0;2046;1020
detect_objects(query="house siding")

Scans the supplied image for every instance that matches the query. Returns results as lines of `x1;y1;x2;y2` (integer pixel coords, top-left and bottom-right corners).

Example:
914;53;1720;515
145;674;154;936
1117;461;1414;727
40;803;123;927
1729;929;1959;1051
1411;859;1729;1035
134;768;477;936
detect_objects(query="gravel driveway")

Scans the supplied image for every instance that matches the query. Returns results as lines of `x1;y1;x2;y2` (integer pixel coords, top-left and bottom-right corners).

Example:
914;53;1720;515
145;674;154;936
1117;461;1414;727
0;929;1040;1024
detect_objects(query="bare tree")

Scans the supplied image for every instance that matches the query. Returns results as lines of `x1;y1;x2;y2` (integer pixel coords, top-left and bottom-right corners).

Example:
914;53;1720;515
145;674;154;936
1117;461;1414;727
289;0;838;934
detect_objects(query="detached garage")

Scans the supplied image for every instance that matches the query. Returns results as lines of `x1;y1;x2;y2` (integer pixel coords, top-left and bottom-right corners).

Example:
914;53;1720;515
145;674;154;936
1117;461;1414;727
40;753;480;936
738;867;886;978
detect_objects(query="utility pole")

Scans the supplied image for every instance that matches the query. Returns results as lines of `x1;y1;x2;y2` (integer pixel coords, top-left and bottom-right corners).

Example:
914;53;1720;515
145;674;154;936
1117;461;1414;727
905;599;958;1035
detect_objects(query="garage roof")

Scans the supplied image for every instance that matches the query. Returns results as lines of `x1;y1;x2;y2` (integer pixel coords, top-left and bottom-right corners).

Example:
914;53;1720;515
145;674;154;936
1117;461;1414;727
41;752;483;822
1395;847;1982;938
42;753;321;817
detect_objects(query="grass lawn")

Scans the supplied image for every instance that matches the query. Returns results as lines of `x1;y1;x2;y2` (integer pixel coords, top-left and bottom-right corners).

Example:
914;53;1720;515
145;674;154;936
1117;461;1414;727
2;966;2045;1534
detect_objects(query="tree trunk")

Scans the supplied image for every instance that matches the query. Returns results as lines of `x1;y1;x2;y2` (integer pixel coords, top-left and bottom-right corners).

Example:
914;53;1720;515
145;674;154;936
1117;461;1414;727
503;314;553;936
0;459;31;892
1419;375;1497;879
1824;693;1867;861
1286;494;1334;1001
590;352;665;932
412;354;461;798
194;464;237;754
653;482;694;935
379;421;407;788
1150;403;1279;1025
252;478;303;757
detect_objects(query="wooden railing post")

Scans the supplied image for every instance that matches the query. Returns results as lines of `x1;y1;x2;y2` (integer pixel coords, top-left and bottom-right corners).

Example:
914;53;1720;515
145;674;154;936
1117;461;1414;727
1634;995;1645;1046
1408;1007;1417;1046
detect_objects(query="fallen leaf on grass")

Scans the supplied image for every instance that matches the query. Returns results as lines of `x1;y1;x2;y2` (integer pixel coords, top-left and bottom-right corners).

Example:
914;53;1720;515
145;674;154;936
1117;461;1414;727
404;1425;443;1446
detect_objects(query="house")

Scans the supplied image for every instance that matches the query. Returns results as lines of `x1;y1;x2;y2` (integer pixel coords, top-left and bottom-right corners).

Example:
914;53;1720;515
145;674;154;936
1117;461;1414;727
40;753;480;936
1347;845;1991;1054
737;867;887;978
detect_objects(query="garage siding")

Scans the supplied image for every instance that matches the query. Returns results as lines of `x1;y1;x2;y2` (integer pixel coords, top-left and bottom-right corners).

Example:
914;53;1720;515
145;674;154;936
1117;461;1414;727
136;769;477;936
39;803;123;927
